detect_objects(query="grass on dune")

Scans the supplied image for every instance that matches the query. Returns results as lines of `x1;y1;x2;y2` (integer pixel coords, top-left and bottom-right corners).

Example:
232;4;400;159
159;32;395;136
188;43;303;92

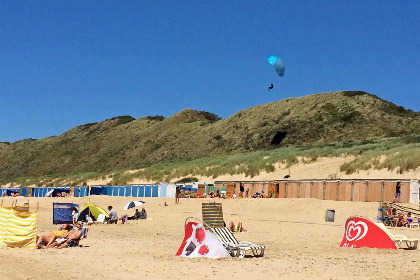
2;135;419;186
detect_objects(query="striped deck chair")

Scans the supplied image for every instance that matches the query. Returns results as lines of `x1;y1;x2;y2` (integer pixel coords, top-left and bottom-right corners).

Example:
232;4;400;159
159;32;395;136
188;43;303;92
202;202;225;229
201;203;266;258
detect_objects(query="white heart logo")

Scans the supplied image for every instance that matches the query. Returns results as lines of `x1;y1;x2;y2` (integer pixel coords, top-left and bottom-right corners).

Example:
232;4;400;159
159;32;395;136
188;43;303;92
345;221;368;242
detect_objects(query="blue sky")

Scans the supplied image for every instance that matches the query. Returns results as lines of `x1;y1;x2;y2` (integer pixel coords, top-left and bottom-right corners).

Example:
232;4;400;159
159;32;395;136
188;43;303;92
1;1;419;143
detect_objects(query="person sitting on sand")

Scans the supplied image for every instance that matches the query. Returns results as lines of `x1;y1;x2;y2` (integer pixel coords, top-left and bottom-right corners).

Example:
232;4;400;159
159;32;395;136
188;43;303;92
107;206;118;224
85;214;94;225
164;201;168;206
44;222;83;249
120;214;128;224
209;190;215;198
229;221;247;233
128;209;141;220
139;208;147;219
252;192;261;198
36;224;72;249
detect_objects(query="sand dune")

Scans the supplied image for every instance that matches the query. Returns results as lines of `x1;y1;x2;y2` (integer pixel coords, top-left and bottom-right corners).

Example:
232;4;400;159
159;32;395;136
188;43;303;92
85;156;419;186
1;195;420;280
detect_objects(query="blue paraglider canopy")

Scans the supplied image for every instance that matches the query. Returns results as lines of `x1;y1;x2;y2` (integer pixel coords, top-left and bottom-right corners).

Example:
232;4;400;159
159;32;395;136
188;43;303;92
274;58;285;77
267;56;279;65
267;56;285;77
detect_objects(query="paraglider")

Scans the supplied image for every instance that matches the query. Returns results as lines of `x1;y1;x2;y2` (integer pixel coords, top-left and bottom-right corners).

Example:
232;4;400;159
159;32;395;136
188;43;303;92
266;56;285;91
274;58;285;77
267;56;279;66
268;56;285;77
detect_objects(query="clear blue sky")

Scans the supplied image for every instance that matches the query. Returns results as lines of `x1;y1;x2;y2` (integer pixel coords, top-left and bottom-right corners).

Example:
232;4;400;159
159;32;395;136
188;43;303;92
1;1;419;143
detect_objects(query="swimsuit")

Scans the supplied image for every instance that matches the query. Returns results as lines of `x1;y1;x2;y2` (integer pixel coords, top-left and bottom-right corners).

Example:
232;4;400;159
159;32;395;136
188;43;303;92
56;238;68;244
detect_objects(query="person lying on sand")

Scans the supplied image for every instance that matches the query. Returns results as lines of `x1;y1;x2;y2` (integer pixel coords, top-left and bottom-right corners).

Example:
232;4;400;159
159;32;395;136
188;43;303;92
36;224;72;249
43;222;83;249
229;221;247;233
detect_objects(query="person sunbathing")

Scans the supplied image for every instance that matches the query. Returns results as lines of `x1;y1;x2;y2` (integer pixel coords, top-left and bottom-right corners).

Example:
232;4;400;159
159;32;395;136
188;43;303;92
44;222;83;249
229;221;247;233
36;224;72;249
389;208;399;227
406;212;413;227
397;211;409;227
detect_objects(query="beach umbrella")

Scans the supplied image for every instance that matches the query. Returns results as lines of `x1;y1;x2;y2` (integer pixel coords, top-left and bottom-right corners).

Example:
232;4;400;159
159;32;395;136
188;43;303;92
123;201;145;210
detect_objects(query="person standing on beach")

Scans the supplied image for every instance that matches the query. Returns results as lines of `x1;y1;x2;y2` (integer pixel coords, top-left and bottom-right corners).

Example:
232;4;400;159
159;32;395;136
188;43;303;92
239;183;244;198
72;207;79;224
393;182;401;203
175;184;181;204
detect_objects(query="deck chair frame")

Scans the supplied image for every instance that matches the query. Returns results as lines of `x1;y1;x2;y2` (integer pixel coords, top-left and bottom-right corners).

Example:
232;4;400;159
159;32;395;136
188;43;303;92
185;217;266;258
376;223;418;250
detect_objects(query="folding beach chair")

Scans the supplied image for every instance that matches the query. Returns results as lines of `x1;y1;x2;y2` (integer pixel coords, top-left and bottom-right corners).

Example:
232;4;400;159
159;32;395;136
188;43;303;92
211;227;266;257
201;203;266;258
376;223;418;250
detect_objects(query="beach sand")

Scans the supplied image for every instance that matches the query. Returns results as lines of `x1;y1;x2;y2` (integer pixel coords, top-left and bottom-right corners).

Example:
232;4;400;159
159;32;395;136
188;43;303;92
1;196;420;280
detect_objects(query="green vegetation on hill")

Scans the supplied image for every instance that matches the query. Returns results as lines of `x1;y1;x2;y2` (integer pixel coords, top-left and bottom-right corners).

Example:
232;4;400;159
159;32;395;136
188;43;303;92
0;91;419;183
2;135;419;186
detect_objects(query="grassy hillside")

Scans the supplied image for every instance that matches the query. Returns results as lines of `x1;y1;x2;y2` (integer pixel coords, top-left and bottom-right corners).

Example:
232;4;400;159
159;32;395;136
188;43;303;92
0;91;419;181
2;135;420;187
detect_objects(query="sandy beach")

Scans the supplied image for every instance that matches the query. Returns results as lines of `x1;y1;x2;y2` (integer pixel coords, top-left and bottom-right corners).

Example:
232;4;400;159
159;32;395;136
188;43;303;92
1;195;420;280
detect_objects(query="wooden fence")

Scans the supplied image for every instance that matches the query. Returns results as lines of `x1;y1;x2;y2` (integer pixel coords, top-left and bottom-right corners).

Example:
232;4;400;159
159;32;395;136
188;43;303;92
215;180;416;203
